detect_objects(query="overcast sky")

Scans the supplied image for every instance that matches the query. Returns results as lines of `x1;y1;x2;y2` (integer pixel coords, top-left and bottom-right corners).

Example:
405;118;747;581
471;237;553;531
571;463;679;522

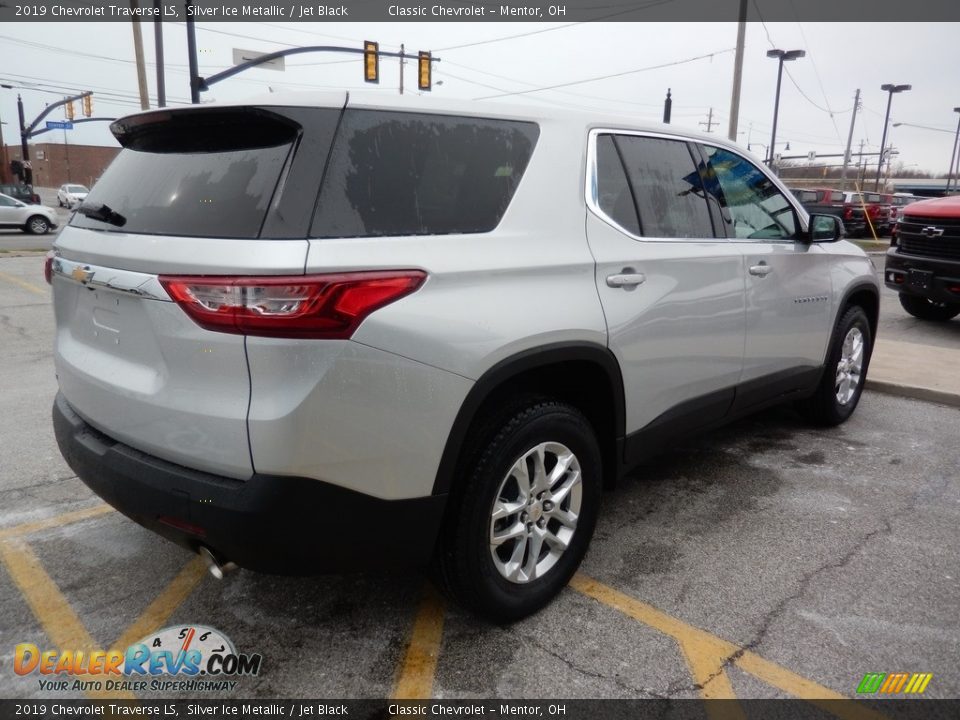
2;21;959;175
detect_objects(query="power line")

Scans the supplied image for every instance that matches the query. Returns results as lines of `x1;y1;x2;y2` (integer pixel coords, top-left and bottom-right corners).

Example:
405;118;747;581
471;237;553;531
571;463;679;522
442;58;705;110
475;48;736;101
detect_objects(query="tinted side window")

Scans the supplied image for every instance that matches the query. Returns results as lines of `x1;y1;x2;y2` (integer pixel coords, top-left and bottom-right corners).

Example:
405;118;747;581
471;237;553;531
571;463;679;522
701;145;797;240
614;136;714;239
312;111;539;238
595;134;640;235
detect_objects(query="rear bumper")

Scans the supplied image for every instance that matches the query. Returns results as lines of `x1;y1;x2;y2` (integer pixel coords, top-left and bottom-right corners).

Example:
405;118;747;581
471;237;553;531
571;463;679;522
884;248;960;304
53;392;447;574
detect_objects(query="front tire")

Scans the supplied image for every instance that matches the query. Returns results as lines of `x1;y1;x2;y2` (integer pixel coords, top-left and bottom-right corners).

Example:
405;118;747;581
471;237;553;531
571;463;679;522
435;399;601;622
25;215;50;235
797;306;872;426
898;293;960;322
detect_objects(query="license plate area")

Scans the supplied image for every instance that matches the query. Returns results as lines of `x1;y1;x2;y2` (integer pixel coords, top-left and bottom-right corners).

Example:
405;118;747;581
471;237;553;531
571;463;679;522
908;269;933;291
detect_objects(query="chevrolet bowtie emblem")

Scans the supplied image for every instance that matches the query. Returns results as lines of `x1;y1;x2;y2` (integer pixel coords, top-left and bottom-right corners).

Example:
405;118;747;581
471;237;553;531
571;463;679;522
71;266;94;284
920;226;944;238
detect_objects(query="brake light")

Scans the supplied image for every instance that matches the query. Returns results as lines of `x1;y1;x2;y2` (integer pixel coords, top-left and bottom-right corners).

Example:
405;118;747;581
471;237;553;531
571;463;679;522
159;270;427;339
44;251;54;285
843;206;853;220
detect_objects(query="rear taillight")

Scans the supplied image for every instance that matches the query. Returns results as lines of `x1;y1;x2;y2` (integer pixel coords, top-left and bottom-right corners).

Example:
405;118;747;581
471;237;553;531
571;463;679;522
843;206;853;220
158;270;427;339
44;251;54;285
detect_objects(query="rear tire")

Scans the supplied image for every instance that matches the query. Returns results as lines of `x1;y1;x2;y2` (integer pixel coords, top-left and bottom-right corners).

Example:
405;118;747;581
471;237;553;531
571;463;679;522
25;215;50;235
796;306;872;426
435;398;601;622
898;293;960;322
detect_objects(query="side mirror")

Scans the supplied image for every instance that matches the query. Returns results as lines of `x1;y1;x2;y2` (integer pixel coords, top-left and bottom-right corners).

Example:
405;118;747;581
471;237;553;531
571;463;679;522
808;213;842;243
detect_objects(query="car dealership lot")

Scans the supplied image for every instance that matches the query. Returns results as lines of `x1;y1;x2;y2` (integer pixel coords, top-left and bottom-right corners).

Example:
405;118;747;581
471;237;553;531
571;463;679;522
0;255;957;702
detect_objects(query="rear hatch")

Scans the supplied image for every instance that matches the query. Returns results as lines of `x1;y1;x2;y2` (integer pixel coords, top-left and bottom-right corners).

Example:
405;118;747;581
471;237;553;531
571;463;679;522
51;103;341;478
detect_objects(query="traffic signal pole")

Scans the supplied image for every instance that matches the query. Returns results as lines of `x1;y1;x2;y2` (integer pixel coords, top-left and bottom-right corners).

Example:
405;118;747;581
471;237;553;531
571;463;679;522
17;94;28;166
193;44;439;100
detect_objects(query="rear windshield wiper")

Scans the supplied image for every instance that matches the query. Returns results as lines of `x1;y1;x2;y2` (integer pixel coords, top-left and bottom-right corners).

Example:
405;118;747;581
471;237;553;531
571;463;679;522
76;202;127;228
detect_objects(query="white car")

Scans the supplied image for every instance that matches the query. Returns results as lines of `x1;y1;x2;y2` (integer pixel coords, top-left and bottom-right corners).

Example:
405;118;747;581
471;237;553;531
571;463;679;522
0;192;58;234
57;184;89;208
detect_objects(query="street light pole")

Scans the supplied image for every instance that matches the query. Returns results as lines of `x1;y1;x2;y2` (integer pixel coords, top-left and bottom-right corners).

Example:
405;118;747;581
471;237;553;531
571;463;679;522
766;49;805;171
875;83;911;190
946;107;960;194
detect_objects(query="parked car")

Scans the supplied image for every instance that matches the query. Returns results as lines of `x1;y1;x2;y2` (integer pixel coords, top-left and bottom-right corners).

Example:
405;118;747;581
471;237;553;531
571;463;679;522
0;192;58;234
789;187;866;237
0;183;41;205
885;194;960;321
57;183;89;208
844;191;892;236
48;94;880;620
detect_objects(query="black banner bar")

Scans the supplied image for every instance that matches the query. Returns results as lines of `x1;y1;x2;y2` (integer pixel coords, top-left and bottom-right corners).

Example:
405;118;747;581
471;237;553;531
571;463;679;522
1;699;959;720
2;0;960;23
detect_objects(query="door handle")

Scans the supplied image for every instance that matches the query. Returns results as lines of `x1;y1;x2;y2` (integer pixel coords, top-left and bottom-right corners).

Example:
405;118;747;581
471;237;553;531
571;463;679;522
606;272;646;289
749;262;773;277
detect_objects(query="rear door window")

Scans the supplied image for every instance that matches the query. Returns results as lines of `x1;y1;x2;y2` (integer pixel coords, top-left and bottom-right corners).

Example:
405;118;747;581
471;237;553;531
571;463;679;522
311;110;539;238
612;135;714;239
594;134;641;235
70;108;300;238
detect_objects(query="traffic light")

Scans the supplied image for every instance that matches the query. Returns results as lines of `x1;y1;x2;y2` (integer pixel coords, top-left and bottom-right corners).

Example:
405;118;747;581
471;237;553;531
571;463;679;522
65;100;74;121
82;94;92;117
364;41;379;84
418;51;431;91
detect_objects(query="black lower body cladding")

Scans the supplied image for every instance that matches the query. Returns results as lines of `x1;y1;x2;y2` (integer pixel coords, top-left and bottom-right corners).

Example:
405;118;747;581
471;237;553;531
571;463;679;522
52;393;446;574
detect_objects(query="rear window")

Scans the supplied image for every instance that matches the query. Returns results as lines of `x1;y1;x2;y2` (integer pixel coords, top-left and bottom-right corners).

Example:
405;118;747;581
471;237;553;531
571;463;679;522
311;110;539;238
70;108;298;238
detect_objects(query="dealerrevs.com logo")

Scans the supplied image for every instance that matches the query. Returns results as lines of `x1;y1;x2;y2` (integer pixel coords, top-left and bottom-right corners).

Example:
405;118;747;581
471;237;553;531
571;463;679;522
15;625;262;693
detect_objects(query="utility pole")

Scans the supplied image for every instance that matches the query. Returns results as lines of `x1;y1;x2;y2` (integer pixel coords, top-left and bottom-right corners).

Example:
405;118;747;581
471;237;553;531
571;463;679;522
0;107;7;183
63;127;71;182
130;0;150;110
399;44;405;95
857;139;866;187
839;89;860;191
727;0;748;141
153;1;166;107
700;107;718;133
17;94;30;184
185;0;200;103
662;88;672;124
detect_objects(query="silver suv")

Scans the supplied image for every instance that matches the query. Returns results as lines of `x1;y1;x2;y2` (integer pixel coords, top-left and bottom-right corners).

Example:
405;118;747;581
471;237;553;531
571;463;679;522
49;93;879;621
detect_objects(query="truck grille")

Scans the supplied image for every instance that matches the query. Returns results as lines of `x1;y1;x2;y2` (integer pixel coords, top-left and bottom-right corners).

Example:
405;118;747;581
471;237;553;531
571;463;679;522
898;216;960;261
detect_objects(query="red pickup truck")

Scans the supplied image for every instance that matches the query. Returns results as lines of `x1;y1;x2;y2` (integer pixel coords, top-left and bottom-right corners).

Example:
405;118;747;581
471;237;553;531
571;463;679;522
789;187;867;237
884;194;960;321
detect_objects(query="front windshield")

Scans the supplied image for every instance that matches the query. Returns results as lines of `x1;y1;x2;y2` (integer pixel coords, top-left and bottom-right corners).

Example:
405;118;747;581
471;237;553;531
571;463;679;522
67;185;89;193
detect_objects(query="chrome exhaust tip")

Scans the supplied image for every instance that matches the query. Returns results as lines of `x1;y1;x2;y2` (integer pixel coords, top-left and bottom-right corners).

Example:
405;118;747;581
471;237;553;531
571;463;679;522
198;545;237;580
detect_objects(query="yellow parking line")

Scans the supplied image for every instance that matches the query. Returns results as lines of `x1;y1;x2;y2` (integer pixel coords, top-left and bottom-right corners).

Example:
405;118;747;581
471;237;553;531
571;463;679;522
112;556;208;652
570;574;888;719
0;504;114;541
0;538;135;701
0;270;47;296
676;635;744;704
736;653;886;720
392;583;445;700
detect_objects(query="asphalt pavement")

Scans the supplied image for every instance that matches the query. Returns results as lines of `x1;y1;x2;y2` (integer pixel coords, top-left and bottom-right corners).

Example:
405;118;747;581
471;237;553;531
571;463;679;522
0;254;957;703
